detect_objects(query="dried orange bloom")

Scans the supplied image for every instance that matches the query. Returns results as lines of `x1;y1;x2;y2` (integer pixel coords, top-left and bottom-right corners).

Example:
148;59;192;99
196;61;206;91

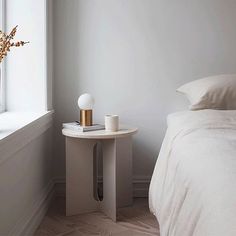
0;25;29;63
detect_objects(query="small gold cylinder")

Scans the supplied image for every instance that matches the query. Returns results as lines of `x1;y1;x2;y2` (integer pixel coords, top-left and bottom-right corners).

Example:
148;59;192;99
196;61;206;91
80;110;93;126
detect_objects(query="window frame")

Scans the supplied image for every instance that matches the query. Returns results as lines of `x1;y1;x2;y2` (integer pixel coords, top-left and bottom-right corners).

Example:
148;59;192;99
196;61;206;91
0;0;6;113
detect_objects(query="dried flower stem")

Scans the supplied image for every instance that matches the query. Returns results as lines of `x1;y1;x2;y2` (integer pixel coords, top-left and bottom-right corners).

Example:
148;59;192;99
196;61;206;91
0;25;29;63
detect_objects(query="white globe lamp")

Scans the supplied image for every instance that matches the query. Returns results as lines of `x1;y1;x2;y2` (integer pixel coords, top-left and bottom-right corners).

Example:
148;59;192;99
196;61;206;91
78;93;95;126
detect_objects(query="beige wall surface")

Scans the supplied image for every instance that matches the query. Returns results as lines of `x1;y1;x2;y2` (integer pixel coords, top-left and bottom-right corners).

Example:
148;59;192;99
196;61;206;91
53;0;236;178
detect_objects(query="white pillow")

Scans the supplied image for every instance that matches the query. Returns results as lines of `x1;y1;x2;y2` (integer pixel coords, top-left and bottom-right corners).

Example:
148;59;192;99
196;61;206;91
177;74;236;110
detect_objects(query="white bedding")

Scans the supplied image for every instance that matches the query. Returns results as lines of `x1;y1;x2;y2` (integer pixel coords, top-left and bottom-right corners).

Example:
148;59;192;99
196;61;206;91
149;110;236;236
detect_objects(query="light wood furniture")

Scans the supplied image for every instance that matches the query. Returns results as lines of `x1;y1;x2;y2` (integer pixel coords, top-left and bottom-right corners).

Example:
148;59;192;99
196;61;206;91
62;127;138;221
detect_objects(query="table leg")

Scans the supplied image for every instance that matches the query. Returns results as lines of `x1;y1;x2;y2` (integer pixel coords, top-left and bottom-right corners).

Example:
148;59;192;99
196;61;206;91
116;136;133;208
100;139;117;221
66;137;99;216
101;137;133;221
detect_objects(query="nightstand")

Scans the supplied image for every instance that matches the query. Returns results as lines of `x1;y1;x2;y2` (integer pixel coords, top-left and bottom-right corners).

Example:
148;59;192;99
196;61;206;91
62;127;138;221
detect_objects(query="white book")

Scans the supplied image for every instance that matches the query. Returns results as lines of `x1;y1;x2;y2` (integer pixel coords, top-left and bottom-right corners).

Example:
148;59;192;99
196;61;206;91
63;122;105;132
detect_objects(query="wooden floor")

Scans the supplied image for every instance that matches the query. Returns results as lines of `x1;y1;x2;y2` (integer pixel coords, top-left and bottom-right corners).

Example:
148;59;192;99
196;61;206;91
35;197;160;236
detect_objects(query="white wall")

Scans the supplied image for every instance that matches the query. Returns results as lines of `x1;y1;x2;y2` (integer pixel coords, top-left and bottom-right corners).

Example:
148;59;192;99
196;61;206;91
6;0;47;111
53;0;236;179
0;128;53;235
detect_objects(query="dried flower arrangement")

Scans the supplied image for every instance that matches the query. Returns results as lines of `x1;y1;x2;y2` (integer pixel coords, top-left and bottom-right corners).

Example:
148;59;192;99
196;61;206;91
0;25;29;63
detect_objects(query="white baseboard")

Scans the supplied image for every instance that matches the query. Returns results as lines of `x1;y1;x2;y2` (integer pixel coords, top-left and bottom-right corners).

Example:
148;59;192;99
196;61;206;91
9;180;55;236
53;177;66;197
54;175;151;198
133;176;151;198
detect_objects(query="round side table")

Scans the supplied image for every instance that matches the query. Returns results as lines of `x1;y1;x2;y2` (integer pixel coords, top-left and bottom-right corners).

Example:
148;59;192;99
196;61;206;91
62;127;138;221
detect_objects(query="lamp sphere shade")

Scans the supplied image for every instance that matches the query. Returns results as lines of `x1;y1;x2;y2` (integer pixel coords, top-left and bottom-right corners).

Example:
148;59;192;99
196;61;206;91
78;93;95;110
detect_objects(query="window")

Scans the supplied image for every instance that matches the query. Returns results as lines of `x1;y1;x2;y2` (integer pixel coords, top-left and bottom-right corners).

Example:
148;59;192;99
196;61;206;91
0;0;5;113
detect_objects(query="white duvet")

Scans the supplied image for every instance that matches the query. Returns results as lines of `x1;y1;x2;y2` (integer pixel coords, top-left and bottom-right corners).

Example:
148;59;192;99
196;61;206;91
149;110;236;236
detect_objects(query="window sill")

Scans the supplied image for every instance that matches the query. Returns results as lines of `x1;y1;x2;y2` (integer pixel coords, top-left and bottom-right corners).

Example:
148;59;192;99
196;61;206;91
0;111;54;165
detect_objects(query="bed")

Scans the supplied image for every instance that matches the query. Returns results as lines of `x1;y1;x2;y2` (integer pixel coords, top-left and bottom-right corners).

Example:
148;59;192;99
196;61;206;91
149;109;236;236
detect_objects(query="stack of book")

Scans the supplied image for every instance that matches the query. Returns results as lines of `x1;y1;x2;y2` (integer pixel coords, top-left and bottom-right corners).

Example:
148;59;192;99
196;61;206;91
63;122;105;132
